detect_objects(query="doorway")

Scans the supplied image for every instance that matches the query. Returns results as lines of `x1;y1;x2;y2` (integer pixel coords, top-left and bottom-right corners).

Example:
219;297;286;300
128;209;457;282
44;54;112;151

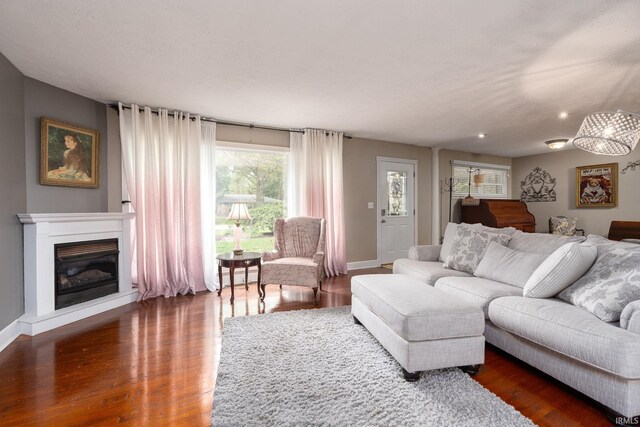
377;157;417;265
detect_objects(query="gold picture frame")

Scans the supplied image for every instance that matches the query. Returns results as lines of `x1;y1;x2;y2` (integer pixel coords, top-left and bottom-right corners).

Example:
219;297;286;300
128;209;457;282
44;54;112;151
40;117;99;188
575;163;617;208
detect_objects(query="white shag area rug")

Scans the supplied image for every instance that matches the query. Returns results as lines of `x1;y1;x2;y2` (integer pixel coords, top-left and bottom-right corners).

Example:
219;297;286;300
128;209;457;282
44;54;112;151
212;306;535;427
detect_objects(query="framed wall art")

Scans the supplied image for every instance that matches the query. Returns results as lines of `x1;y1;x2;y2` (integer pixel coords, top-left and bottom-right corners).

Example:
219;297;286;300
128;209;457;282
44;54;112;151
40;117;99;188
575;163;617;208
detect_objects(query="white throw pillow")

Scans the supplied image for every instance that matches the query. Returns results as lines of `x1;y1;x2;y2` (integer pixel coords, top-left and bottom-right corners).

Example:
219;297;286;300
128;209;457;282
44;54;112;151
523;242;597;299
443;224;511;274
474;242;546;288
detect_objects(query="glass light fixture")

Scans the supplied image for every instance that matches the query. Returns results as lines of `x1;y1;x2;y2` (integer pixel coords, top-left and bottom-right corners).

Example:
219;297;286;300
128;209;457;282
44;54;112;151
545;139;568;150
227;202;251;256
573;110;640;155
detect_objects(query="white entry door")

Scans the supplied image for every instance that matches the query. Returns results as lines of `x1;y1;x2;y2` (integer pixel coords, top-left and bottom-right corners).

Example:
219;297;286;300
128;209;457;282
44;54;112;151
377;158;416;265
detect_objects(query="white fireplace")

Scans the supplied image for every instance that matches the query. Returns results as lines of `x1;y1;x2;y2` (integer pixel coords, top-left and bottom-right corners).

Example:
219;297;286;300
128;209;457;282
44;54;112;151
17;212;137;335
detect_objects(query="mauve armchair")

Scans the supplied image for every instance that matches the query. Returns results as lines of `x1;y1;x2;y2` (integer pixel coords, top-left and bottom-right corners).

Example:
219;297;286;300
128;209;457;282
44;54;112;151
260;217;326;301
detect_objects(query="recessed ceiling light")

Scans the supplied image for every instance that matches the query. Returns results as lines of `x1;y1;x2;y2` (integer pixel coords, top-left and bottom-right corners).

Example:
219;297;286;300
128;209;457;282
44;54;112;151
558;111;569;119
478;133;486;139
545;138;569;150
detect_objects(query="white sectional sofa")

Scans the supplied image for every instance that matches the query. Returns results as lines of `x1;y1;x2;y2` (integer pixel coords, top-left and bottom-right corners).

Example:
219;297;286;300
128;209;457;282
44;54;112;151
393;223;640;420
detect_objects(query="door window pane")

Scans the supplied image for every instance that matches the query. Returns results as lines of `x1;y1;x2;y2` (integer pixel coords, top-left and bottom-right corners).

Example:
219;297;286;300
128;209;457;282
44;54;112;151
387;171;407;216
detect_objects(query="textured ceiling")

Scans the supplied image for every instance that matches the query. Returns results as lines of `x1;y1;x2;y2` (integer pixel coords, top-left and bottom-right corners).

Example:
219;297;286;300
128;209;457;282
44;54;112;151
1;0;639;157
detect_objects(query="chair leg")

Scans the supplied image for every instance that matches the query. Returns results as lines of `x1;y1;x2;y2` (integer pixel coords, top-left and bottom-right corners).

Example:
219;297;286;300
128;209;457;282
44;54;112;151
313;287;318;301
319;280;322;291
279;284;282;289
260;283;266;302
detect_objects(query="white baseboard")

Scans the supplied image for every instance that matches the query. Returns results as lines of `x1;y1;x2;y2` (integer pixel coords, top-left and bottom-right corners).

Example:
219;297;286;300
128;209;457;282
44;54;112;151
347;260;380;271
0;319;21;352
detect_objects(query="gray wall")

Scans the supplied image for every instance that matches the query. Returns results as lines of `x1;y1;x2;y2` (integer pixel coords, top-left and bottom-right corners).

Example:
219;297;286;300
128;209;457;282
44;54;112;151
24;78;109;212
343;137;432;263
0;67;113;332
0;53;26;330
512;148;640;236
106;107;122;212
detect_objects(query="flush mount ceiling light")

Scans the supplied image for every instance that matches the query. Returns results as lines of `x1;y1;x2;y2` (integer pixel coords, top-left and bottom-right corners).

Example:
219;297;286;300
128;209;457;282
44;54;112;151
545;138;569;150
573;110;640;155
478;133;486;139
558;111;569;119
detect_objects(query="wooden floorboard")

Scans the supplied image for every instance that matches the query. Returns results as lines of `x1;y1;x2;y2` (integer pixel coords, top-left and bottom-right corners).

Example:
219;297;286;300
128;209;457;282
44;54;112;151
0;268;610;426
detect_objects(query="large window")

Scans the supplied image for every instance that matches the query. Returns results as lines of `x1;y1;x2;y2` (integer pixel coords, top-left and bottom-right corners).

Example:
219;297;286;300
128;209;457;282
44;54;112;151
215;143;288;255
451;161;510;199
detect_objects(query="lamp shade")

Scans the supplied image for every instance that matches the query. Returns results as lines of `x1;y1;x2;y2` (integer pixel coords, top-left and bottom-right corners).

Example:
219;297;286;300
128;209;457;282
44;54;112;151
227;203;251;221
573;111;640;155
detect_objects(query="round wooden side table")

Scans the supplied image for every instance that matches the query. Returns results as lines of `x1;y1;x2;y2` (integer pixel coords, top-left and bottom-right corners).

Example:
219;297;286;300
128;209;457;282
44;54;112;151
216;252;262;304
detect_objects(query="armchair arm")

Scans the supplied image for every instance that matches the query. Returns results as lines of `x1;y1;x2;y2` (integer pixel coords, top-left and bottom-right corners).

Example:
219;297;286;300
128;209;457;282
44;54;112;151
621;301;640;334
313;251;325;265
408;245;442;262
262;251;281;262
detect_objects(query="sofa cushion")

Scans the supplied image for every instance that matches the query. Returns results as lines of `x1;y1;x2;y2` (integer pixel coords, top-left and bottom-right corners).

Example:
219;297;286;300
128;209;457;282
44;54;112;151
443;224;511;274
351;274;484;341
474;242;546;288
507;230;585;256
523;242;597;298
435;276;522;318
393;258;472;286
557;244;640;322
488;296;640;378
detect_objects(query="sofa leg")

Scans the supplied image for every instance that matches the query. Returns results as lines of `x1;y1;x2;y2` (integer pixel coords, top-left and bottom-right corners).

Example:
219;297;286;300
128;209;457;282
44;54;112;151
353;315;362;325
313;287;318;302
459;364;482;376
402;368;420;382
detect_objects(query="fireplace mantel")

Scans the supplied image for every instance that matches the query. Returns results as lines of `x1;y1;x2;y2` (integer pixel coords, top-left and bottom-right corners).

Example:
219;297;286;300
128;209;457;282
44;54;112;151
18;212;137;335
18;212;134;224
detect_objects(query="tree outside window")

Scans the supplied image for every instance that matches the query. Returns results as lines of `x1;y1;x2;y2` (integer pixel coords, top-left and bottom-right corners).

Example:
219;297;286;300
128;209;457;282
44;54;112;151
215;147;287;254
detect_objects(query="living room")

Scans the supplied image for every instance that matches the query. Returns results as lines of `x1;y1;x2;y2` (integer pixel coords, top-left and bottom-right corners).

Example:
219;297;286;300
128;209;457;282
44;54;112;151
1;1;640;426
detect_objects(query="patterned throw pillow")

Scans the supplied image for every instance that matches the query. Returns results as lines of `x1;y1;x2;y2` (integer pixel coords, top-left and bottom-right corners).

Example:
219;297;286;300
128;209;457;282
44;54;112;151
443;224;512;274
550;217;577;236
557;245;640;322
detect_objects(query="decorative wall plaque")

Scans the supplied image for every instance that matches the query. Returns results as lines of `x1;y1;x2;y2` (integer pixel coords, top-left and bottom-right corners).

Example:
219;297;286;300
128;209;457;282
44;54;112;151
622;160;640;174
520;167;556;202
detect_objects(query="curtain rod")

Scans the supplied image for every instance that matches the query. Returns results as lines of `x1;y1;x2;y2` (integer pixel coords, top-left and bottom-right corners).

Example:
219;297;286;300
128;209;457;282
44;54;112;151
109;103;352;138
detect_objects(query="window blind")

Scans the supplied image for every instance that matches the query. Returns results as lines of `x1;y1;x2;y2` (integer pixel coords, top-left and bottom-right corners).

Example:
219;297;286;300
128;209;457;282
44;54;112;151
451;161;510;199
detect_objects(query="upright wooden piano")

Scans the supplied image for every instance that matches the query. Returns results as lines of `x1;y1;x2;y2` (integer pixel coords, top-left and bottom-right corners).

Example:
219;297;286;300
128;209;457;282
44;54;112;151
461;199;536;232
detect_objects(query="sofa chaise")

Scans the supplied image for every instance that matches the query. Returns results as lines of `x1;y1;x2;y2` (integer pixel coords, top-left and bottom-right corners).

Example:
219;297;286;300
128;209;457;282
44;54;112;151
392;222;640;420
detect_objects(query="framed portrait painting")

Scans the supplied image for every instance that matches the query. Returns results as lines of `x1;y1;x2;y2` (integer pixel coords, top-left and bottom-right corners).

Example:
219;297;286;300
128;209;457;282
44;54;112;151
575;163;617;208
40;117;99;188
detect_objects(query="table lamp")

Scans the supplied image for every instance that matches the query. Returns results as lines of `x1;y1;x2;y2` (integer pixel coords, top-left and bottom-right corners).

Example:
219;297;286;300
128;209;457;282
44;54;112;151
227;203;251;256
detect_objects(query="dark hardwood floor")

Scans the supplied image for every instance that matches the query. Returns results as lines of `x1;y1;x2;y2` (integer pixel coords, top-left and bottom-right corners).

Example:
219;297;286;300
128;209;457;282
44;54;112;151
0;268;610;426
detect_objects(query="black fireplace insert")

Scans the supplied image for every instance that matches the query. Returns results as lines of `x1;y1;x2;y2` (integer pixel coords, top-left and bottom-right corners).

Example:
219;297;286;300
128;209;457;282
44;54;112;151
54;239;119;309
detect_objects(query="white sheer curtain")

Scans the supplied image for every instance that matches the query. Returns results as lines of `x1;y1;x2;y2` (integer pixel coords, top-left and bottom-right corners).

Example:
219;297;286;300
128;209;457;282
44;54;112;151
200;123;217;290
289;128;347;276
119;103;216;299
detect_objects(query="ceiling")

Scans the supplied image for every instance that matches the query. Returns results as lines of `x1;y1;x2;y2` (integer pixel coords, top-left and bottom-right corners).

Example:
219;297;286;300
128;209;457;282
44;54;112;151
1;0;639;157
